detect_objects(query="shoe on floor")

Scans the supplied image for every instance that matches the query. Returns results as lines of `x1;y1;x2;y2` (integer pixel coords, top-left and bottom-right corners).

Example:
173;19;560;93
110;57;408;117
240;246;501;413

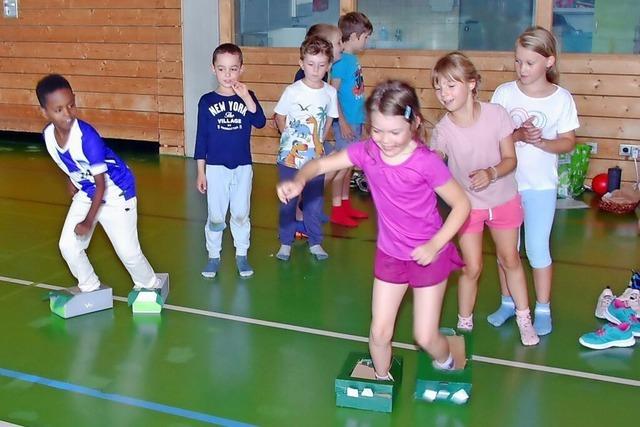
595;286;615;319
236;255;254;278
617;287;640;314
516;309;540;346
330;205;358;227
202;257;220;278
276;244;291;261
605;299;640;336
579;323;636;350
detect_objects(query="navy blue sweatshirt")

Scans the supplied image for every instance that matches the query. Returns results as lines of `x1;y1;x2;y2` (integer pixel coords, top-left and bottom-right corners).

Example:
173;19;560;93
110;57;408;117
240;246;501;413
194;90;266;168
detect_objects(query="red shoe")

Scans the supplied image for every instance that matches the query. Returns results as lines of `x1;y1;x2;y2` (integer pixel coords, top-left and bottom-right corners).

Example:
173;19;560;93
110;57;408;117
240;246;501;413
342;199;369;219
330;205;358;227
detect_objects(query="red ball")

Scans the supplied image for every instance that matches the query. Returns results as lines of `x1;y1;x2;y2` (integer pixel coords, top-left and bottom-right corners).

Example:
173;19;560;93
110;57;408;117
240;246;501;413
591;173;608;196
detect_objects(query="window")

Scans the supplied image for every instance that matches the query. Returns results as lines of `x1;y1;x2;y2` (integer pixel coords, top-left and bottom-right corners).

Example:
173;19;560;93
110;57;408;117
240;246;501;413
235;0;340;47
553;0;640;53
357;0;534;50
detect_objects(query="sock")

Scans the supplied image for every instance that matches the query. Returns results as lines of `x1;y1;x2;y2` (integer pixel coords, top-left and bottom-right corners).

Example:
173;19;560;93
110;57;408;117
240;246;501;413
433;353;455;370
374;371;394;381
457;314;473;331
309;244;328;260
534;302;552;336
487;295;515;327
276;244;291;261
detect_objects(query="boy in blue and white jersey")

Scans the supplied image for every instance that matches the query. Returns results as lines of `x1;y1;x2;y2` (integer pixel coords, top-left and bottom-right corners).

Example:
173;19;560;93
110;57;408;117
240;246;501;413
36;74;160;293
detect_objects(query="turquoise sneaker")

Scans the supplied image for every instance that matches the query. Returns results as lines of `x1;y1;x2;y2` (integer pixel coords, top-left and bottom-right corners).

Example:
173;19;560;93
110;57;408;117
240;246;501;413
605;299;640;336
579;323;636;350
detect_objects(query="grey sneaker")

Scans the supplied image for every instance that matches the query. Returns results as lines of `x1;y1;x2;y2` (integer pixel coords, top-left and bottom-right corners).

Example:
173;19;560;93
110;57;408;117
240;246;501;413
202;257;220;278
236;255;254;278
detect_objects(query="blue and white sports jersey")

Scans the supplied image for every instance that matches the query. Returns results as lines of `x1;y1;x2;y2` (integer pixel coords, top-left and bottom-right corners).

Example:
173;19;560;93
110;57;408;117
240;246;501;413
43;119;136;201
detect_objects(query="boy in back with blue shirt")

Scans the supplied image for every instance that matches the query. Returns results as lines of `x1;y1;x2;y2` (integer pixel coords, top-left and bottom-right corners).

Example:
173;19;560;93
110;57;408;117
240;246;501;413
329;12;372;227
36;74;161;294
194;43;266;278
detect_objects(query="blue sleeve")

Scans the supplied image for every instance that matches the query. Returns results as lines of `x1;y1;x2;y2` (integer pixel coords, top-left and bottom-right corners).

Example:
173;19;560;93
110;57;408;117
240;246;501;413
249;91;266;129
194;95;210;160
78;121;107;175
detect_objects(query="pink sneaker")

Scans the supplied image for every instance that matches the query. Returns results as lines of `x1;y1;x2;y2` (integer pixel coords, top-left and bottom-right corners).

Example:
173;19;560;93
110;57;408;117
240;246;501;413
516;309;540;346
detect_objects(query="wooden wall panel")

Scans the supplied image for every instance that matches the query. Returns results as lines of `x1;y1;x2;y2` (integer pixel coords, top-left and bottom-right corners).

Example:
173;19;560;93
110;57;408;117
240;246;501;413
241;47;640;187
0;0;184;155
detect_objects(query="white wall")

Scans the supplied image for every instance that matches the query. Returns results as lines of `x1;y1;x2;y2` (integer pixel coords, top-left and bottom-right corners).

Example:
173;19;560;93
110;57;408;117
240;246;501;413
182;0;220;157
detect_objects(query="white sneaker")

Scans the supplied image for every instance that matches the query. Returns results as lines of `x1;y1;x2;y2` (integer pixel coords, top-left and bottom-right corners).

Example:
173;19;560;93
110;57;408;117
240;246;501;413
618;287;640;314
595;286;615;319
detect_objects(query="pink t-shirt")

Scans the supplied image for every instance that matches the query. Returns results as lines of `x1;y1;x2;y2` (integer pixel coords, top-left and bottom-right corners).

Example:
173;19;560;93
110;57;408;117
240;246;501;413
347;140;453;260
430;102;518;209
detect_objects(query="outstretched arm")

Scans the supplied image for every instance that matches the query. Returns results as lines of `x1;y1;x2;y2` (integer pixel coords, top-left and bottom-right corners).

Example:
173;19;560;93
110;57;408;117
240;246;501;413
411;178;470;265
276;150;354;203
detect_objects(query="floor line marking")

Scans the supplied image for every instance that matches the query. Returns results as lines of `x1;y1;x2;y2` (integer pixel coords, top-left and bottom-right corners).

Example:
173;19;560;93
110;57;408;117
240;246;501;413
0;367;255;427
2;276;639;388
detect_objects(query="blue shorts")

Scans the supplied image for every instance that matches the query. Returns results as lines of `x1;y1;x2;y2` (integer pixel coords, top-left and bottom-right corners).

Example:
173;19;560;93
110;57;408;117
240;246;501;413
332;121;363;151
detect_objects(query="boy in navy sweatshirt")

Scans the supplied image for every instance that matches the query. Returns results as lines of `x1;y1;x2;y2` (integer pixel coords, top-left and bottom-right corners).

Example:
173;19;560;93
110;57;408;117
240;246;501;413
194;43;266;279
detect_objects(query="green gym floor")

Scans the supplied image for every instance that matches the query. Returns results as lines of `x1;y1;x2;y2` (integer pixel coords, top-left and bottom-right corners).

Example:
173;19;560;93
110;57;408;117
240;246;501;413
0;134;638;427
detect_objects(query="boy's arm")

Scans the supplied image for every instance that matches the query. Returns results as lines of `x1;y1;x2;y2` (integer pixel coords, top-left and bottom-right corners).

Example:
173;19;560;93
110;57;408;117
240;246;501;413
323;117;335;141
74;173;105;236
330;78;354;141
196;159;207;194
274;114;287;134
232;82;256;112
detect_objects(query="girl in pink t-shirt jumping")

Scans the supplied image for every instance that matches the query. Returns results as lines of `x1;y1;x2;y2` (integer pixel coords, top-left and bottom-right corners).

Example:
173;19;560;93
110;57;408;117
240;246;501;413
430;52;539;346
277;80;470;377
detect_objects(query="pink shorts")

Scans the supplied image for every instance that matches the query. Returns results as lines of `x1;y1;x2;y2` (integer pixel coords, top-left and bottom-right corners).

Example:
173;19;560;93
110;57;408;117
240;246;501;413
373;243;464;288
459;194;523;234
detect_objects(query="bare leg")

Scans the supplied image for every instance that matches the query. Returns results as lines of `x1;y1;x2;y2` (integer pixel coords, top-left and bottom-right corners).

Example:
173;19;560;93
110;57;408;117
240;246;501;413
489;227;529;311
369;279;408;377
533;265;552;304
413;279;450;364
457;232;484;318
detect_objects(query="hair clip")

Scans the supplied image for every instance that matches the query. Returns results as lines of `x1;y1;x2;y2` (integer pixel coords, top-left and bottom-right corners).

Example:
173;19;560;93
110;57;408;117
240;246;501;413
404;105;412;120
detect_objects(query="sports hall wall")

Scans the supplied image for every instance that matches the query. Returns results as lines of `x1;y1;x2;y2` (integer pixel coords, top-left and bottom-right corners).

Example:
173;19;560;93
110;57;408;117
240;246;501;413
0;0;184;155
1;0;639;187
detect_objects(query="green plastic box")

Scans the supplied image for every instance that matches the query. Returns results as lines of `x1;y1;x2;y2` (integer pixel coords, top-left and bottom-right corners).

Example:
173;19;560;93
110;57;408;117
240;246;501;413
335;352;403;413
415;329;472;405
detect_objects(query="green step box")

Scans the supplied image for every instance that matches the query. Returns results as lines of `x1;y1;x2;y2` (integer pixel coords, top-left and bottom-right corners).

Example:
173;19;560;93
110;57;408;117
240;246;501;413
415;329;472;405
128;273;169;314
335;352;403;413
49;285;113;319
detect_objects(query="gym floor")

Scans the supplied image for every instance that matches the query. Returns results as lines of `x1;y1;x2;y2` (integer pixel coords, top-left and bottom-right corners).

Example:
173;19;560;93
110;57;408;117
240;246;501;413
0;134;638;427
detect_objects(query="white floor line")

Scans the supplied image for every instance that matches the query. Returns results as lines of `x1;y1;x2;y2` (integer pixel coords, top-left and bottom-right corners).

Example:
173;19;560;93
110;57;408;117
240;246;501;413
2;275;640;388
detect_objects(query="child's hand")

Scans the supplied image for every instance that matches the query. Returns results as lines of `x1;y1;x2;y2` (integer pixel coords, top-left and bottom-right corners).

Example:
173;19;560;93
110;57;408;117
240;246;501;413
74;219;92;237
231;81;250;99
468;168;491;192
339;122;355;141
411;241;441;266
196;172;207;194
517;117;542;145
276;180;303;204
